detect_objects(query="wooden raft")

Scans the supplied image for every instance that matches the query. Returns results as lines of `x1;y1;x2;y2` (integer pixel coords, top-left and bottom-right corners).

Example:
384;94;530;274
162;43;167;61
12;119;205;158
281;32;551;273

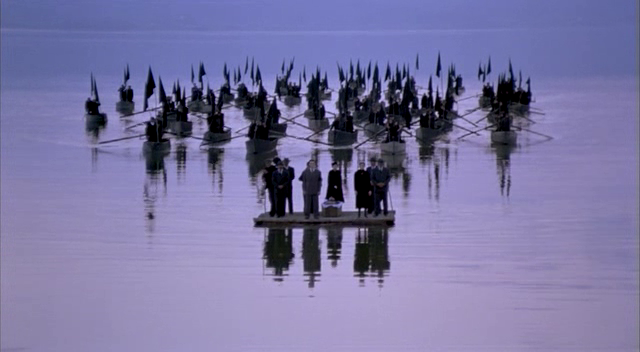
253;211;395;227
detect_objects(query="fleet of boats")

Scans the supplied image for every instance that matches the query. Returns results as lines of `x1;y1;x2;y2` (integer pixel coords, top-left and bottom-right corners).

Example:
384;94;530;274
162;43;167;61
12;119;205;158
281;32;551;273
88;56;550;160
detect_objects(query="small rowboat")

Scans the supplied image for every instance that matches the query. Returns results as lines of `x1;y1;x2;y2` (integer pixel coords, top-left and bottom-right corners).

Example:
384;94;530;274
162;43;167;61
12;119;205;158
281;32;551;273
187;99;203;113
143;139;171;156
308;118;329;131
243;106;261;118
202;128;232;145
284;95;302;106
170;120;193;136
491;130;517;146
269;123;288;138
320;89;332;100
380;140;406;155
200;103;213;114
415;127;442;143
85;112;107;126
478;96;492;109
304;109;315;118
116;100;135;114
508;102;530;116
221;92;234;104
246;138;278;155
328;129;358;146
354;110;369;121
364;123;385;135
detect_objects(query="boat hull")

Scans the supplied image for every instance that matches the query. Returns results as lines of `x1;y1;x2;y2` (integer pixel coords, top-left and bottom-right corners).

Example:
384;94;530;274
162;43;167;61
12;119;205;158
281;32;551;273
85;113;107;126
202;128;232;145
143;139;171;156
246;138;278;155
490;130;517;146
115;101;135;114
187;100;203;113
364;123;385;135
478;96;492;109
328;130;358;146
269;123;288;138
284;95;302;106
171;120;193;136
380;141;406;155
308;119;329;131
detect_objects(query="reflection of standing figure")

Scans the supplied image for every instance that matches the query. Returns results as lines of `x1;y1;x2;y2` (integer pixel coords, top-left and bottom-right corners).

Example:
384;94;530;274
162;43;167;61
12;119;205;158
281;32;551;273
368;227;390;287
354;229;370;286
326;227;343;267
263;228;294;278
302;228;321;288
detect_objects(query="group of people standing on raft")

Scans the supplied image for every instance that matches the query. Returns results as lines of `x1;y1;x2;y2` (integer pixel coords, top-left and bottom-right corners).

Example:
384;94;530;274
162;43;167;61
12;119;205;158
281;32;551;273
262;157;391;219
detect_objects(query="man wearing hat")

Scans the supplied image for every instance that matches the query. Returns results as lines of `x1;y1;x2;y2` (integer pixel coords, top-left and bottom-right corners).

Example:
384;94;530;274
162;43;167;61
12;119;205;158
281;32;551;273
283;158;295;214
272;160;290;217
263;158;279;216
371;158;391;216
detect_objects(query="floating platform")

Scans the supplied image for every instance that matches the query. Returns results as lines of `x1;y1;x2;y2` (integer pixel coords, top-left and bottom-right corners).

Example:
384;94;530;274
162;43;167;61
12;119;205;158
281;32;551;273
253;211;395;227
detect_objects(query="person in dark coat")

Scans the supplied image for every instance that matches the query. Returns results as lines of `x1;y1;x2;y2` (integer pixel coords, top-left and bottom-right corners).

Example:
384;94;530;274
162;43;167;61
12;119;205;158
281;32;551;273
298;159;322;219
366;157;377;214
263;157;279;217
326;162;344;202
371;158;391;216
272;161;290;217
283;158;294;214
354;162;372;217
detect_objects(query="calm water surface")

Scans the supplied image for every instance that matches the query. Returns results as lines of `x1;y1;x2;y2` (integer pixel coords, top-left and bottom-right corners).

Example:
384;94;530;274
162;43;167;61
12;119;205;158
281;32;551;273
1;27;638;351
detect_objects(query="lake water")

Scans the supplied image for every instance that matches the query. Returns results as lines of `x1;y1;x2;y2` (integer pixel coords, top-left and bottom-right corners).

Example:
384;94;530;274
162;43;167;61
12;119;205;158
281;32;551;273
1;24;638;351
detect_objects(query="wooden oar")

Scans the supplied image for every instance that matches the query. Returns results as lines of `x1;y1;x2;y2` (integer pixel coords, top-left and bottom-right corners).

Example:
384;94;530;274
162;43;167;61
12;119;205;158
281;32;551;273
97;134;145;145
443;119;480;135
530;110;546;115
304;126;330;140
284;133;332;146
514;126;553;140
354;127;387;149
200;134;245;145
120;106;161;118
457;93;481;102
455;109;479;127
457;124;495;140
279;114;316;132
123;121;148;131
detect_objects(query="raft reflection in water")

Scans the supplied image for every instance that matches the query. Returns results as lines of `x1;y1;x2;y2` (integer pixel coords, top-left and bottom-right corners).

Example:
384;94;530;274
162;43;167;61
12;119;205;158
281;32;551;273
262;226;390;288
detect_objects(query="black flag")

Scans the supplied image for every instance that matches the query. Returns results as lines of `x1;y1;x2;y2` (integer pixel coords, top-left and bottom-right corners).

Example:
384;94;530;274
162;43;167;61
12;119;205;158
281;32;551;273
487;56;492;75
478;63;483;81
158;77;167;105
436;52;442;78
303;66;306;82
384;63;390;81
428;76;432;94
143;67;156;111
191;65;195;83
245;57;249;75
124;64;130;84
415;53;419;70
198;62;206;84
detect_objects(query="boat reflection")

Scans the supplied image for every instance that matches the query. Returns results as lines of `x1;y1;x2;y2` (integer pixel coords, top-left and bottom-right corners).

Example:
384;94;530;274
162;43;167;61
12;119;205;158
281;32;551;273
263;228;295;281
493;144;515;197
326;226;343;267
143;154;167;234
176;143;187;182
207;147;224;194
354;227;390;287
